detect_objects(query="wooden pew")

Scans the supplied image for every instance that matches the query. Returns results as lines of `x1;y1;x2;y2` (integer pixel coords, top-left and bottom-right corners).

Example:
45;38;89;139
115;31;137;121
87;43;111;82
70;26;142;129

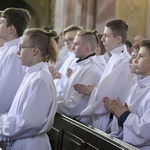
48;113;139;150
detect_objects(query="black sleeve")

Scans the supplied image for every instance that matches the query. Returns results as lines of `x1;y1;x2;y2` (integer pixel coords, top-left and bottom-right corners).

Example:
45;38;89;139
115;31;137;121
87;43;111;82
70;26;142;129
118;111;131;127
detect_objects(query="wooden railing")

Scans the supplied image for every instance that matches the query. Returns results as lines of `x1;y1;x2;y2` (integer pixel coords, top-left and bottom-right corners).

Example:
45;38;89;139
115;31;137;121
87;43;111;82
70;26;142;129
48;113;139;150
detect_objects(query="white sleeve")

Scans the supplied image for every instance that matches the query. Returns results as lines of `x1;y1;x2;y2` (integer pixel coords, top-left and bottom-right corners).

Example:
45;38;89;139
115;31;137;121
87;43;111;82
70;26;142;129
57;70;101;118
123;107;150;146
0;78;57;141
0;53;25;113
80;62;132;116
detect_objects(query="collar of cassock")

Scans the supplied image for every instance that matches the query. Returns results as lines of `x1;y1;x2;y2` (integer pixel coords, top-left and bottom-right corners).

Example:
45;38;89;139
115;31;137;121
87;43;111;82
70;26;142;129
26;62;47;73
136;75;150;88
76;53;95;63
4;38;20;48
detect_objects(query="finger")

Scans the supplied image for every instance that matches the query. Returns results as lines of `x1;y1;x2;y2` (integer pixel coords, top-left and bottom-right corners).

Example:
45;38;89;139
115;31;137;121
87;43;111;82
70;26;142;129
103;97;110;103
104;103;113;113
124;102;129;109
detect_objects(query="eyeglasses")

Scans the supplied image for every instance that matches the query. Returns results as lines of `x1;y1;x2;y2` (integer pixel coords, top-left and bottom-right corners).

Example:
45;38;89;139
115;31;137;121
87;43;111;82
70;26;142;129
19;45;35;51
63;38;74;44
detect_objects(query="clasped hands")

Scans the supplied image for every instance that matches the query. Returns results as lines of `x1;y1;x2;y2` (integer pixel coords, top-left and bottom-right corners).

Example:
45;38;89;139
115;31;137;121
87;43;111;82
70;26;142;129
102;97;129;118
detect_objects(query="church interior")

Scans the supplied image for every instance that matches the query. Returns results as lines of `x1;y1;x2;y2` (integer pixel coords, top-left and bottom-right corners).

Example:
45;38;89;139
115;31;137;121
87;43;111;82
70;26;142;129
0;0;149;41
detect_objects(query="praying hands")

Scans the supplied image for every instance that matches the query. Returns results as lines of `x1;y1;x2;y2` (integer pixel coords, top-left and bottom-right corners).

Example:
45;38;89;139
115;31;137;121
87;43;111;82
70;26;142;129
102;96;129;118
73;84;94;96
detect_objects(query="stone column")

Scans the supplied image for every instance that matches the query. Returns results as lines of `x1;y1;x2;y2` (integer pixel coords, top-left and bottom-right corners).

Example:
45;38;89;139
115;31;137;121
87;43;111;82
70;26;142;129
54;0;65;34
63;0;76;28
85;0;96;30
74;0;84;26
146;0;150;39
95;0;116;33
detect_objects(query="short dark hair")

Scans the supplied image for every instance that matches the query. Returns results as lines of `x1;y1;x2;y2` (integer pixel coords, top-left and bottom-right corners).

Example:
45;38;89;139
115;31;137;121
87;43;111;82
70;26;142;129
140;40;150;56
125;40;132;49
1;7;31;37
106;19;128;44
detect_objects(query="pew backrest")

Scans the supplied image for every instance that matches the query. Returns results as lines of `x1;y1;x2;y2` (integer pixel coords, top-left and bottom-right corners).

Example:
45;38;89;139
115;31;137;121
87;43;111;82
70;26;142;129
48;113;139;150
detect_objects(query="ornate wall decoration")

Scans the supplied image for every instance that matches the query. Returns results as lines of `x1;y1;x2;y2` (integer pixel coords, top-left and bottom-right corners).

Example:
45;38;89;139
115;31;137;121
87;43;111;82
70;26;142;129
115;0;147;41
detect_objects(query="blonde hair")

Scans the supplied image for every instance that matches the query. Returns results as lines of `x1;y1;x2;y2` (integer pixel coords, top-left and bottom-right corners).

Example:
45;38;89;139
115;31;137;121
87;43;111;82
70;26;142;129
63;24;83;36
24;28;58;64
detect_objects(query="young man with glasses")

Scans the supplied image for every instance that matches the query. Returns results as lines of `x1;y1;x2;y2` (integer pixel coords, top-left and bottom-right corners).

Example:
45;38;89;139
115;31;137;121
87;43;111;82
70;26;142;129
0;8;30;114
49;24;83;97
0;28;58;150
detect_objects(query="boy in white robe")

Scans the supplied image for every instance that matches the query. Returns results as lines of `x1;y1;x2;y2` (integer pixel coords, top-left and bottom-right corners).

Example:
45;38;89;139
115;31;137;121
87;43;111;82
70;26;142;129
73;33;107;96
0;8;30;114
103;40;150;150
0;38;5;60
0;11;6;60
0;28;58;150
49;25;83;97
79;19;133;131
57;30;103;124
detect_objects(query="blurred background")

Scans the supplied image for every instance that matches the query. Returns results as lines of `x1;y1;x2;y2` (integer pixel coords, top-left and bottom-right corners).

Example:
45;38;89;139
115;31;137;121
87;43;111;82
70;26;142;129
0;0;149;41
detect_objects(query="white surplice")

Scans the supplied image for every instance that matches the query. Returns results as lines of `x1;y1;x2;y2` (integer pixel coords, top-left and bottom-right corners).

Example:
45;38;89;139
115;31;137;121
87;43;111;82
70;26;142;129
0;46;6;61
0;62;57;150
0;38;25;114
54;46;69;70
54;51;78;96
80;45;133;131
111;76;150;150
91;55;106;72
57;57;102;124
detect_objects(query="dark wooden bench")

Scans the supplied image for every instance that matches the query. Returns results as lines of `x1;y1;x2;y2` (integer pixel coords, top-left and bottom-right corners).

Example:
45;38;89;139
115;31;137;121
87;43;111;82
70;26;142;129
48;113;139;150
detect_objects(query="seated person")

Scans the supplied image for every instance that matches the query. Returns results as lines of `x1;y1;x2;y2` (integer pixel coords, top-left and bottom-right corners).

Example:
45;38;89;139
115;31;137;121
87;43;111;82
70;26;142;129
103;40;150;150
49;25;83;96
0;28;58;150
57;30;103;125
73;33;107;96
78;19;133;132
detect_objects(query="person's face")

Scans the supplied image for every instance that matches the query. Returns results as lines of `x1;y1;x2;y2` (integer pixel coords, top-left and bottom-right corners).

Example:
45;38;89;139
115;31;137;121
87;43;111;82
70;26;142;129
0;17;9;41
134;47;150;77
101;27;119;51
18;34;35;67
72;35;87;59
129;48;139;74
63;31;77;51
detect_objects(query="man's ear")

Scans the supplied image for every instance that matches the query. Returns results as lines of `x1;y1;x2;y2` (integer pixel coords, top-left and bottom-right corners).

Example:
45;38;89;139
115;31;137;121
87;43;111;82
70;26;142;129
116;36;122;44
85;43;91;52
8;25;16;34
32;47;39;56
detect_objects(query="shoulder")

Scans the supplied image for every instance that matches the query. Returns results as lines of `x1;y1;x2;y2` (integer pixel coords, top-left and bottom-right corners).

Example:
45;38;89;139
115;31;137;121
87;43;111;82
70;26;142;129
33;69;54;87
